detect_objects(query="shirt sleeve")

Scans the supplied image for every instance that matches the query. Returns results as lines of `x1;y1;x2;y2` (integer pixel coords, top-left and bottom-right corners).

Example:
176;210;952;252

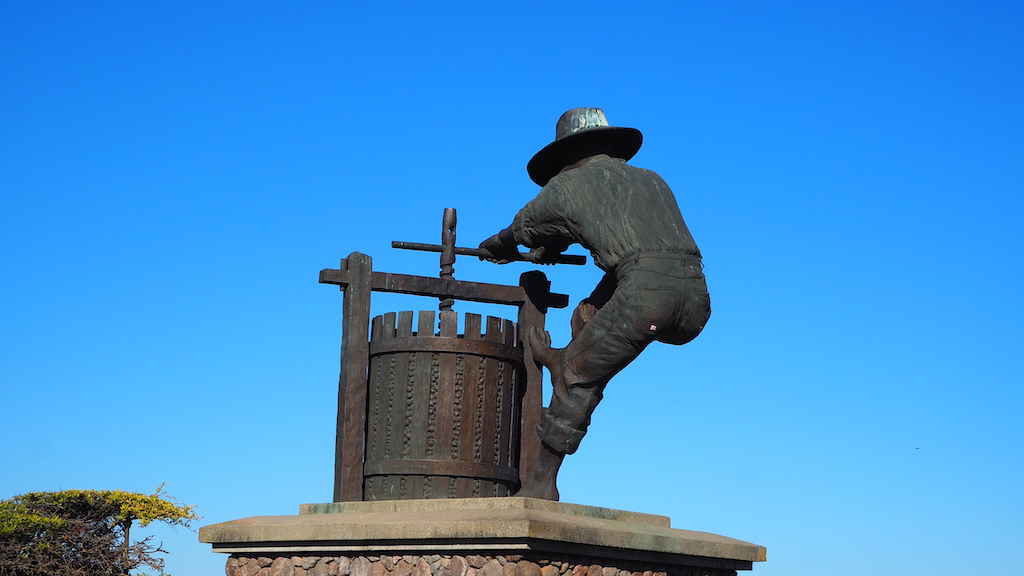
509;180;574;250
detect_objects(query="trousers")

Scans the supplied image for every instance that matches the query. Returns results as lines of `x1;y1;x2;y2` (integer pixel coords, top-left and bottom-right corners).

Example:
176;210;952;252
538;252;711;454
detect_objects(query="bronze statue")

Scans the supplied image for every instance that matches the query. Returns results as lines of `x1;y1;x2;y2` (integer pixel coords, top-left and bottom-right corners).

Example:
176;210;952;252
480;108;711;500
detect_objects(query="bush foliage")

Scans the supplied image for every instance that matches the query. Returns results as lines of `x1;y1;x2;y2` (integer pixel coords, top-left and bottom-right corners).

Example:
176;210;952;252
0;485;198;576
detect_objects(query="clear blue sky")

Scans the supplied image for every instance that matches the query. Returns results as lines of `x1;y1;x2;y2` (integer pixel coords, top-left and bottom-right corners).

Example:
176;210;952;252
2;2;1022;575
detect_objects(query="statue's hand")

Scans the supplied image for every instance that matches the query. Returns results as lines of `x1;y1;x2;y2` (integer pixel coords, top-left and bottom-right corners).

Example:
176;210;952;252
525;247;556;265
479;230;519;264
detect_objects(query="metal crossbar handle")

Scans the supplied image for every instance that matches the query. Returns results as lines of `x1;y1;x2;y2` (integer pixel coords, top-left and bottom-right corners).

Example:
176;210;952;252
391;241;587;266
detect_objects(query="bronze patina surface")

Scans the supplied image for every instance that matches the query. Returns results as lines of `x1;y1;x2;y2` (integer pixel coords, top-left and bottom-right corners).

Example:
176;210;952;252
480;108;711;500
320;210;576;502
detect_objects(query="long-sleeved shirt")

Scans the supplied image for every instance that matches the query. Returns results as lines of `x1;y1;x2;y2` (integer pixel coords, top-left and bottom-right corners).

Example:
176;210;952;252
510;154;701;273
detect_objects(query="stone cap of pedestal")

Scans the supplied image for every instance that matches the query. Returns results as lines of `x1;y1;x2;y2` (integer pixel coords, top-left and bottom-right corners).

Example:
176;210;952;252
199;498;765;568
298;498;671;528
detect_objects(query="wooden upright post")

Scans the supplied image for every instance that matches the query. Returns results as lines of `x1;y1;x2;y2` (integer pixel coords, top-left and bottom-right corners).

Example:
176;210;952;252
334;252;373;502
517;270;552;487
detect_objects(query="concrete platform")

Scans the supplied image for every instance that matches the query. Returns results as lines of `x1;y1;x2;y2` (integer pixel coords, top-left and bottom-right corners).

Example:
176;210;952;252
200;498;765;572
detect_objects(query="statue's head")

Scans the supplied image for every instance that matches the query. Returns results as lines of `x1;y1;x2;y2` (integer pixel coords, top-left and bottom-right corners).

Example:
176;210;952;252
527;108;643;186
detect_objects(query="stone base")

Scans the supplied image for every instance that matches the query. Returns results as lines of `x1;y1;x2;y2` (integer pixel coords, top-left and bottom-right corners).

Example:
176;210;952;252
200;498;765;576
225;551;745;576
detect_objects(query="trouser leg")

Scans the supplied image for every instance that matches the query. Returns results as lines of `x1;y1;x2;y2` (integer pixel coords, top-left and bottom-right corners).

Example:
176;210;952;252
538;288;651;455
539;368;610;455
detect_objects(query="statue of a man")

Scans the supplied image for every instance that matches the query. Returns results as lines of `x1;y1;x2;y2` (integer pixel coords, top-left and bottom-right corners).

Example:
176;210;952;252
480;108;711;500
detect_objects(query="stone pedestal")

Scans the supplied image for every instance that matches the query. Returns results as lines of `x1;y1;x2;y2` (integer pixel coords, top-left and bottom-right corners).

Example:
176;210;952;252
199;498;765;576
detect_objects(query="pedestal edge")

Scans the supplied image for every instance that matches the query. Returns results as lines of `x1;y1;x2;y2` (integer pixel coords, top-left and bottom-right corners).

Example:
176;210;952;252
199;498;766;565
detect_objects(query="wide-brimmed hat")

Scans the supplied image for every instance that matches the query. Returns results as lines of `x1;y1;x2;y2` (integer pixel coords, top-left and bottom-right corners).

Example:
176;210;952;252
527;108;643;186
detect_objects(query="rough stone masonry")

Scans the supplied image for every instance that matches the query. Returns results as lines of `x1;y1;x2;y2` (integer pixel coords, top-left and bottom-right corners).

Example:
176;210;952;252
225;553;739;576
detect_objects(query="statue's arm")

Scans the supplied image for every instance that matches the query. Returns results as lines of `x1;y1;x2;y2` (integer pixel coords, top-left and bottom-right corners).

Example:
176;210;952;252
510;185;575;251
480;184;574;264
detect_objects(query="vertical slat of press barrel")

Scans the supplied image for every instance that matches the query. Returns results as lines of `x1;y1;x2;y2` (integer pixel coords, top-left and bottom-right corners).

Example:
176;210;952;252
491;315;516;496
335;253;372;503
478;316;502;495
435;310;458;497
364;314;384;500
364;314;382;500
458;313;483;497
409;310;435;500
517;271;550;490
424;312;442;499
376;311;397;499
512;316;522;481
392;311;414;498
497;317;517;495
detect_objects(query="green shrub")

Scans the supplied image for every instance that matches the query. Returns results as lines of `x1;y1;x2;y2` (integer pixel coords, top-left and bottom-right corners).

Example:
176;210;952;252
0;485;198;576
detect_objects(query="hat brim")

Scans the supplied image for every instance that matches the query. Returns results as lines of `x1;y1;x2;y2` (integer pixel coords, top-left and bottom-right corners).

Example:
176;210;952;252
527;126;643;186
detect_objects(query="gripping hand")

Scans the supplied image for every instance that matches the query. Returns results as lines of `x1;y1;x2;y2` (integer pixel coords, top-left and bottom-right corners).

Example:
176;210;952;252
479;228;520;264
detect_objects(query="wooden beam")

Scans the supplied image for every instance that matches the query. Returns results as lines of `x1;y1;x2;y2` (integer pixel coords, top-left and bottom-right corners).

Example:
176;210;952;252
334;252;372;502
320;269;569;310
516;270;552;488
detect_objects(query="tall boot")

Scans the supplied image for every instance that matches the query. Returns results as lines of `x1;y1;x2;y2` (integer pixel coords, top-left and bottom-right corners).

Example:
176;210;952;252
516;443;564;501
